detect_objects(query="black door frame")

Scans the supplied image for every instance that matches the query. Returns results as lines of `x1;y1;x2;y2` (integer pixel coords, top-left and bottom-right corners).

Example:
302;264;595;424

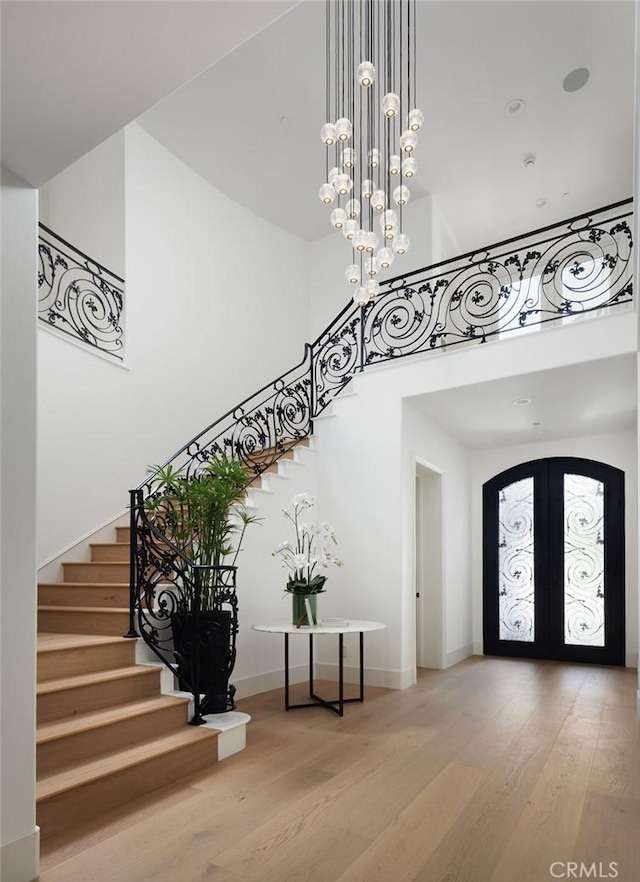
483;457;625;666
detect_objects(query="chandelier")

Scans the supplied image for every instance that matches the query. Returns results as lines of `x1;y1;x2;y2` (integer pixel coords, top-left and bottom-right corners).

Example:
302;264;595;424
319;0;422;305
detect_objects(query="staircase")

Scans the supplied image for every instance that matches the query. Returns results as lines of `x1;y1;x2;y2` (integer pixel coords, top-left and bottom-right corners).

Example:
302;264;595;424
36;524;219;840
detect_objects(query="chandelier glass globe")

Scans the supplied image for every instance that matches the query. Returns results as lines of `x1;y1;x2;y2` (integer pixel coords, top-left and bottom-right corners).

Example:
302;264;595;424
362;179;374;200
328;166;340;185
365;231;378;253
393;233;410;255
365;279;380;300
389;154;401;176
371;189;386;212
335;117;353;141
357;61;376;87
319;183;336;205
353;286;368;306
380;209;398;231
403;156;417;178
408;108;424;132
345;198;361;219
393;185;410;207
320;123;337;146
366;256;380;278
330;208;347;230
400;130;418;154
343;219;359;240
334;174;353;196
342;147;357;169
368;148;381;168
353;229;368;252
382;92;400;118
377;247;394;269
346;263;360;285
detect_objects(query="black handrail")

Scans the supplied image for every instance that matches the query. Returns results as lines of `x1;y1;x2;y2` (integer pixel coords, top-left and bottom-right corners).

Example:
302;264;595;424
127;198;634;721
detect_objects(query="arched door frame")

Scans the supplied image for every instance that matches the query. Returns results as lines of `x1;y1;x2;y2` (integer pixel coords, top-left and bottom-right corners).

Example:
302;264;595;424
483;456;625;666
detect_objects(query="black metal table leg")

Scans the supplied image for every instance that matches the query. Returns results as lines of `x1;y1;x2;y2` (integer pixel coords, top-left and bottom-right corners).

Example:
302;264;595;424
359;630;364;701
284;632;290;710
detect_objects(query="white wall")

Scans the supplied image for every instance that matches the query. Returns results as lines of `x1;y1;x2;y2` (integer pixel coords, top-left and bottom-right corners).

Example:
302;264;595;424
1;168;39;882
403;405;473;669
471;430;639;667
38;131;125;277
37;123;310;566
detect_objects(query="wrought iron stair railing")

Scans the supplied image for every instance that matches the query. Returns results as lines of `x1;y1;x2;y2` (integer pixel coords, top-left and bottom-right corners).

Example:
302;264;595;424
38;224;125;361
128;198;633;722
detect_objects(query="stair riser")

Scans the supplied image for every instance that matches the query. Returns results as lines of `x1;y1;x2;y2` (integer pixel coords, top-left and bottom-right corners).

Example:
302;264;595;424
62;562;129;583
115;526;131;543
38;701;189;776
39;585;130;608
90;545;130;563
37;733;217;839
38;670;160;724
38;608;130;636
37;641;135;682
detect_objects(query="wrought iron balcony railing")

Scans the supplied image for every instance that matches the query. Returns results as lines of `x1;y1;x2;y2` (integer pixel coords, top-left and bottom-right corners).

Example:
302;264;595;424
38;224;125;361
127;198;633;721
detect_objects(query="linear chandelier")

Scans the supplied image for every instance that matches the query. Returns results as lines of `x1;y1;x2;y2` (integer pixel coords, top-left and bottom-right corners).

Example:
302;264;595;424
319;0;421;305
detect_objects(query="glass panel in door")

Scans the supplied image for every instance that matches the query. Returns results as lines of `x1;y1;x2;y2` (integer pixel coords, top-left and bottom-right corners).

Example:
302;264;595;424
498;478;535;642
563;474;605;647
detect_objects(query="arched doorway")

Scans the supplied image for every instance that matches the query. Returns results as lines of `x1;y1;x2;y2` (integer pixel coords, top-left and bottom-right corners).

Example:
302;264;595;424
483;457;625;666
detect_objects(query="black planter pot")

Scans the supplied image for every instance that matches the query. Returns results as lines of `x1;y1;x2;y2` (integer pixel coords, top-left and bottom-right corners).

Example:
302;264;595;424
172;610;234;714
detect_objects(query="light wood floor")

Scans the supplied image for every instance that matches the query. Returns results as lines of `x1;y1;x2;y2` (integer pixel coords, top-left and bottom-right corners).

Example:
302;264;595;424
38;657;640;882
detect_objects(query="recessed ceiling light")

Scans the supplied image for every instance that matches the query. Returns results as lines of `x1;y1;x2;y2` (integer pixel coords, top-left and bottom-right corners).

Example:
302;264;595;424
506;98;525;116
513;398;532;407
563;68;590;93
536;198;547;208
563;191;571;198
532;421;541;426
280;116;290;125
524;154;536;170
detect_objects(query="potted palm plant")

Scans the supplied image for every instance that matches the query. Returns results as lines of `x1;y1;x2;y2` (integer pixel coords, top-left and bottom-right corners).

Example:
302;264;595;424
144;455;258;714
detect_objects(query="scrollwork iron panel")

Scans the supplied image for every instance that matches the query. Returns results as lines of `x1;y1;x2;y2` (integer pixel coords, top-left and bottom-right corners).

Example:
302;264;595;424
309;201;632;416
38;225;124;361
563;474;605;647
498;478;535;642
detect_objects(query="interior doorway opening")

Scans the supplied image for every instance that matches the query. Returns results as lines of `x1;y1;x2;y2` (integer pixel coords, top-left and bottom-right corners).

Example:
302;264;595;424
415;463;444;669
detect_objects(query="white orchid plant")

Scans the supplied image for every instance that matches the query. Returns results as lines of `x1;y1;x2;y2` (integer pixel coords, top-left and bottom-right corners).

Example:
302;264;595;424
272;493;343;595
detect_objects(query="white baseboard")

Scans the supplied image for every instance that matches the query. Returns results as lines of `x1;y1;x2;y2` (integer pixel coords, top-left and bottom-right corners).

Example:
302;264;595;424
472;641;483;656
626;651;638;669
38;509;129;581
235;663;412;698
444;643;474;668
232;665;308;700
311;663;414;690
1;827;39;882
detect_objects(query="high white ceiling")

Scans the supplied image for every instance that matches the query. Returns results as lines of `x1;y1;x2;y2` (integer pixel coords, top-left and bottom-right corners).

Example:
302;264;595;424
138;0;636;250
407;353;637;449
1;0;298;187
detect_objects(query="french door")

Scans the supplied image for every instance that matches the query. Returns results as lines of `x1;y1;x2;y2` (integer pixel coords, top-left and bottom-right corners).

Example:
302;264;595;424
483;457;625;666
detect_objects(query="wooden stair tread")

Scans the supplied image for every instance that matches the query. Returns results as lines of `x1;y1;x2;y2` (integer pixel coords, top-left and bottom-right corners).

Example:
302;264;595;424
63;561;128;566
37;695;188;744
38;605;128;614
37;633;127;651
37;727;218;800
39;582;130;589
90;542;130;548
37;665;157;696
